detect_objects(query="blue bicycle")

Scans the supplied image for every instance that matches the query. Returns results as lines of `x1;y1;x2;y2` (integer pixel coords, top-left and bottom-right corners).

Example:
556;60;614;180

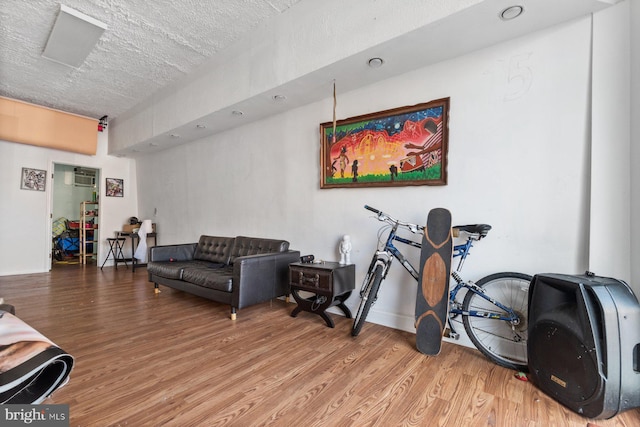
352;205;532;371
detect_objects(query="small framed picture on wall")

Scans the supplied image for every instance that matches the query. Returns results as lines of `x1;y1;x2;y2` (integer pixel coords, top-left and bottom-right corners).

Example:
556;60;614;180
105;178;124;197
20;167;47;191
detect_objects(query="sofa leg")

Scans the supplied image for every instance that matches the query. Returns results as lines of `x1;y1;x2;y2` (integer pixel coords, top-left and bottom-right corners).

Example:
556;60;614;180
154;283;161;294
230;307;237;320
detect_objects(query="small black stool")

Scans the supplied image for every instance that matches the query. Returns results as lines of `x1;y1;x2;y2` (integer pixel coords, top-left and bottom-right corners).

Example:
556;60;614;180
101;237;128;270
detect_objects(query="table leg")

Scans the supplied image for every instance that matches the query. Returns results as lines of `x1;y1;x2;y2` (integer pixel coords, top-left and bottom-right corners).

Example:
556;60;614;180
290;289;338;328
131;235;137;272
319;311;335;328
336;291;352;318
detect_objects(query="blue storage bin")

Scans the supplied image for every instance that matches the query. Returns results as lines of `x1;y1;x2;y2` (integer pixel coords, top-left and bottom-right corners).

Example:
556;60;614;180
60;238;79;252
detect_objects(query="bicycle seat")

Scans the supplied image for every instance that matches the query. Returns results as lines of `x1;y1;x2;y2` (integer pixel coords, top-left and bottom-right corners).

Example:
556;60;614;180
453;224;492;238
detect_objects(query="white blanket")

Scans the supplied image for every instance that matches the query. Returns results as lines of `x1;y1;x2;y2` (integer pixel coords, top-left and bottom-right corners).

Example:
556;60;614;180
133;219;153;263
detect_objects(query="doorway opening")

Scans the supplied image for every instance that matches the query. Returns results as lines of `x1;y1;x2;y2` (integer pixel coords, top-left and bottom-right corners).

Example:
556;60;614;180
51;163;100;267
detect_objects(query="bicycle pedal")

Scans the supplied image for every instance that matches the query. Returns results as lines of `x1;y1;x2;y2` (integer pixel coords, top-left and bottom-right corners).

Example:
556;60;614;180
443;328;459;340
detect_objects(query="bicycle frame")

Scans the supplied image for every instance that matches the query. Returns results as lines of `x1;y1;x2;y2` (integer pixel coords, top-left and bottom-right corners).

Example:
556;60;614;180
367;221;422;284
449;239;518;323
368;222;518;324
355;206;530;369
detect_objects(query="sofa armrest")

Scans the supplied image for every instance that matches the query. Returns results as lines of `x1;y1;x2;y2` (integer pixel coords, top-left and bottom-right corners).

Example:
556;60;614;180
149;243;197;262
232;250;300;309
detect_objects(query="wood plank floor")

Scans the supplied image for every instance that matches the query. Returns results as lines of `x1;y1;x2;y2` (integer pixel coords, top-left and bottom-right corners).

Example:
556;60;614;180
0;265;638;426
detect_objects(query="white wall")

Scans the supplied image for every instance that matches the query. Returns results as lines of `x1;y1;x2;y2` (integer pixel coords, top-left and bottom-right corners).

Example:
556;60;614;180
135;16;597;334
631;0;640;292
590;1;632;285
0;131;138;275
0;3;632;338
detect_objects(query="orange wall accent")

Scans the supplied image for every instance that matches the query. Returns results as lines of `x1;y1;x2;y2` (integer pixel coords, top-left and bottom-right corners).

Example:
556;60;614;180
0;96;98;155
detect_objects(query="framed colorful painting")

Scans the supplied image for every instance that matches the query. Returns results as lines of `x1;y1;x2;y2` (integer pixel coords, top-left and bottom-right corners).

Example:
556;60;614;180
320;98;449;188
105;178;124;197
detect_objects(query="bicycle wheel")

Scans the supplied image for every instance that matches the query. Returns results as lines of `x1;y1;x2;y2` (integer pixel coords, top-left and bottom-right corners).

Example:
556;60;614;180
462;272;532;371
351;264;384;337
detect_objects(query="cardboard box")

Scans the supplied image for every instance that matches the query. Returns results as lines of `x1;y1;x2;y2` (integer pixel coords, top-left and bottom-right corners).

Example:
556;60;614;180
122;223;156;233
122;224;136;233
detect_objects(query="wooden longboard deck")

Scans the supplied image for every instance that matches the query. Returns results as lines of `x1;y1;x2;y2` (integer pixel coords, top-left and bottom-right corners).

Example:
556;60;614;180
415;208;452;355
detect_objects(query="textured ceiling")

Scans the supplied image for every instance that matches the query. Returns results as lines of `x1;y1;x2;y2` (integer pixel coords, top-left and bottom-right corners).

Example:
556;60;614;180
0;0;300;119
0;0;621;157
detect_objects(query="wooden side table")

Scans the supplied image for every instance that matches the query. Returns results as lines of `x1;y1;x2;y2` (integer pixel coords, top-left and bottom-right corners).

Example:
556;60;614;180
118;231;158;272
289;261;355;328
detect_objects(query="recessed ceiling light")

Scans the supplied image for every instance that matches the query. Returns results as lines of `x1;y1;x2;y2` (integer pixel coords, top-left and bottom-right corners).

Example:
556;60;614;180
499;5;524;21
368;57;384;68
272;95;287;101
231;110;244;116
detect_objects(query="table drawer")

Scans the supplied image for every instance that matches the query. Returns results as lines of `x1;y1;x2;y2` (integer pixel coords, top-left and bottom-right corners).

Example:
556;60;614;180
290;267;332;291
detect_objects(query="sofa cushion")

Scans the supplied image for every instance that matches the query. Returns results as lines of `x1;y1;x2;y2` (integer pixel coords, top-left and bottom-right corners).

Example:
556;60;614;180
149;243;197;263
182;265;234;293
229;236;289;263
148;260;223;280
194;236;235;264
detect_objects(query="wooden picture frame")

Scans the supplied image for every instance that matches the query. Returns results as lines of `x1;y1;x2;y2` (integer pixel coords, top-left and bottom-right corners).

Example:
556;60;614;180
105;178;124;197
320;98;449;188
20;167;46;191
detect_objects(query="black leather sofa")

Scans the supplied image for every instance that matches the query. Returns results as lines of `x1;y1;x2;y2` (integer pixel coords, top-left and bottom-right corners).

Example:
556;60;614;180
148;235;300;319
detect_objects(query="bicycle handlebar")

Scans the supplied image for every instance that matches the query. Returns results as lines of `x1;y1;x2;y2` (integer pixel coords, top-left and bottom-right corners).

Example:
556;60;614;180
364;205;423;234
365;205;490;243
